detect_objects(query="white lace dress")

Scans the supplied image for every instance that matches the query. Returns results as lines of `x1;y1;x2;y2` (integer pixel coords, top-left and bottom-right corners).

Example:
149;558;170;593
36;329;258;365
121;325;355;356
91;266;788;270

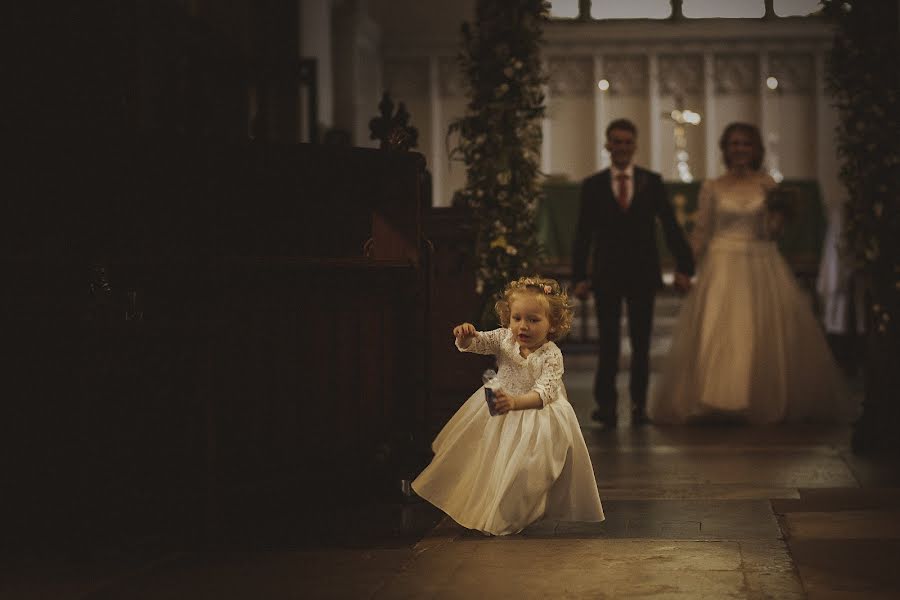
412;328;604;535
648;172;858;424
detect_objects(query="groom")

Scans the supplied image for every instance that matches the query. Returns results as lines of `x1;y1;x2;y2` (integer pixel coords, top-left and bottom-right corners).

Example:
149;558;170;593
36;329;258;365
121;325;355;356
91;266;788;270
571;118;694;427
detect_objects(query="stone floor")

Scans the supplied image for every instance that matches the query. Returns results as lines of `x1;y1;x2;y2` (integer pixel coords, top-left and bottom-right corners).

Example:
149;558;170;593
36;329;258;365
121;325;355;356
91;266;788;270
6;296;900;599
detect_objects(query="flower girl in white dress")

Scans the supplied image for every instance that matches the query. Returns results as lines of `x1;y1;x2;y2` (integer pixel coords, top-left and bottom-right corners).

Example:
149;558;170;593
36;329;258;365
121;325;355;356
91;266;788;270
412;276;604;536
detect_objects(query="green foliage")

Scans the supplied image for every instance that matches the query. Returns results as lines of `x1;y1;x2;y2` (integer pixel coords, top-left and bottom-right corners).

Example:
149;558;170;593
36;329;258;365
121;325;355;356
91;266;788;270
823;0;899;339
449;0;550;326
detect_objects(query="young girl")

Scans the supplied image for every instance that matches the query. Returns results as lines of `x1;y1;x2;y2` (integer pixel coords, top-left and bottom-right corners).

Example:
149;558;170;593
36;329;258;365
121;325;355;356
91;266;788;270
412;276;604;536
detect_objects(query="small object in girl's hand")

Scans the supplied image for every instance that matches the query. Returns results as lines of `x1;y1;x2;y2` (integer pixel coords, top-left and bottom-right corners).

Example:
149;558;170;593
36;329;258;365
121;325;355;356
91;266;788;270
483;369;500;416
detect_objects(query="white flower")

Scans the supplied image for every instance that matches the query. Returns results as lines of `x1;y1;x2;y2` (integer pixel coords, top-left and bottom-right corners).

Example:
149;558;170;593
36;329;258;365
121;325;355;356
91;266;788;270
504;67;515;78
506;245;518;255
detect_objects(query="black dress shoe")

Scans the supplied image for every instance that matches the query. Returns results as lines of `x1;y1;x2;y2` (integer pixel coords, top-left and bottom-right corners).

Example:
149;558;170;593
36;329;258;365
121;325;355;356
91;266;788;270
591;409;617;428
631;411;651;426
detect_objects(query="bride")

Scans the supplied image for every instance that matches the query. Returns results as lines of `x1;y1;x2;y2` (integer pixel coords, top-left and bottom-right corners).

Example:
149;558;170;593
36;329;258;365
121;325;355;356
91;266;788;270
648;122;857;425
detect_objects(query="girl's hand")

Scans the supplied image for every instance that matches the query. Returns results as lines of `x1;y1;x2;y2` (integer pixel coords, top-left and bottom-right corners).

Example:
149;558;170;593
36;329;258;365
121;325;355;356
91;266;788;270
492;389;517;414
453;322;478;347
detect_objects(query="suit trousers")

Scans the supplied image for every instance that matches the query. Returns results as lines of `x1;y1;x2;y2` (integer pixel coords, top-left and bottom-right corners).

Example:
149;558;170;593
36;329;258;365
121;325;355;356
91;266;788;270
593;288;656;420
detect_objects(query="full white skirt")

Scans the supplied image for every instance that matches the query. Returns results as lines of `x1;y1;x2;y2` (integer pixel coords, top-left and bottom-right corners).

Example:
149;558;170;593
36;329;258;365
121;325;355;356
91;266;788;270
412;386;604;536
649;237;858;425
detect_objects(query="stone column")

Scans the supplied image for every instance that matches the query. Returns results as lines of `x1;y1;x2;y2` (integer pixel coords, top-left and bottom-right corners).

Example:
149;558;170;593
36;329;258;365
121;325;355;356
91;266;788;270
593;54;608;171
703;51;717;178
299;0;334;129
648;52;662;173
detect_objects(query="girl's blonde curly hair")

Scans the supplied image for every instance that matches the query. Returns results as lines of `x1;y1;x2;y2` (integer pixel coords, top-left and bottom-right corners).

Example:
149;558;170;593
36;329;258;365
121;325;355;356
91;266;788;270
494;275;573;341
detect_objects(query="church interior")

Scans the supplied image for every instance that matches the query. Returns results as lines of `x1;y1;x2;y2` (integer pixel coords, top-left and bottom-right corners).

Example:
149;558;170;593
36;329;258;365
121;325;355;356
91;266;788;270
5;1;900;598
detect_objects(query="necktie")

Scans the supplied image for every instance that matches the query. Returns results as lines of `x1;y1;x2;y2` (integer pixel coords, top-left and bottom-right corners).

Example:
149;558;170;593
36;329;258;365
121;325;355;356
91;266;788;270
616;173;629;211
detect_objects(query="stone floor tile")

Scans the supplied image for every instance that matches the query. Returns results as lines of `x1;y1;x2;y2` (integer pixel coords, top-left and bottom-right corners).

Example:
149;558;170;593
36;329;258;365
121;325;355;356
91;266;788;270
772;487;900;513
552;520;618;537
573;500;783;540
737;540;796;573
788;539;900;598
591;451;858;489
743;571;806;600
379;539;753;599
0;552;180;600
783;509;900;539
83;549;417;600
840;453;900;488
599;484;801;501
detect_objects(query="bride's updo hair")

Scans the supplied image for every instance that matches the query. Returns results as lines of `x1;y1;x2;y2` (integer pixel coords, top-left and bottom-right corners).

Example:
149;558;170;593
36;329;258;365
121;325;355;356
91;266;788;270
494;276;573;341
719;122;765;170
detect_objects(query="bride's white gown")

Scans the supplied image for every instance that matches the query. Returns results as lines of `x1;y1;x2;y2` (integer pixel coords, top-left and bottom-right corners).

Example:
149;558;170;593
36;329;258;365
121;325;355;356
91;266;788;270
648;172;858;425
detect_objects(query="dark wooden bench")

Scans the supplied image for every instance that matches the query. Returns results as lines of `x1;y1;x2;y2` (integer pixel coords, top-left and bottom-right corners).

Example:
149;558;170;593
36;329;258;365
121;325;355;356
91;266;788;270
2;138;433;544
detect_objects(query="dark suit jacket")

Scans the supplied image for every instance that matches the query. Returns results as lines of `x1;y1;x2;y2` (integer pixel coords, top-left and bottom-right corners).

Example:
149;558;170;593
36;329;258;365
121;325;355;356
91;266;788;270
571;166;695;292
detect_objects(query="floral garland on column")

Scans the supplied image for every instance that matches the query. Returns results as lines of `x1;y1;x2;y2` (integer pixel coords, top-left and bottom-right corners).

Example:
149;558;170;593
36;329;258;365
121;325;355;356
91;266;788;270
449;0;550;325
823;0;899;340
823;0;900;454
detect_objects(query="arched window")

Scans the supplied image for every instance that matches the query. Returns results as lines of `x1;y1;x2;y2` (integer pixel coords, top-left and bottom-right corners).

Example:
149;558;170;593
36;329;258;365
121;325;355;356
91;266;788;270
549;0;580;19
549;0;824;20
591;0;671;20
682;0;765;18
774;0;823;17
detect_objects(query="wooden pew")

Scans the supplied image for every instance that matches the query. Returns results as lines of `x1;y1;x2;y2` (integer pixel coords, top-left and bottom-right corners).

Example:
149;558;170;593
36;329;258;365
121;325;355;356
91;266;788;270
2;138;431;544
423;206;494;438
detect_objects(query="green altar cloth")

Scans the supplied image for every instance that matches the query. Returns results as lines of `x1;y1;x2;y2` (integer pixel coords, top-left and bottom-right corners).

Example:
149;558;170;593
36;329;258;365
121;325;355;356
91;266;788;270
538;178;826;276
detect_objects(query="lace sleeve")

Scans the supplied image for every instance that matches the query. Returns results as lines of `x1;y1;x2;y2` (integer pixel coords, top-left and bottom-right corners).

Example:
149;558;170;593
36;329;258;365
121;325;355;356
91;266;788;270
691;180;715;260
456;327;506;355
531;346;564;406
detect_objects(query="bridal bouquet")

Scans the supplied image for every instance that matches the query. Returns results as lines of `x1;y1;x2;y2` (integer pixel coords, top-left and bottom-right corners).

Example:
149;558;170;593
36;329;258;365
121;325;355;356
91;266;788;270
765;186;798;221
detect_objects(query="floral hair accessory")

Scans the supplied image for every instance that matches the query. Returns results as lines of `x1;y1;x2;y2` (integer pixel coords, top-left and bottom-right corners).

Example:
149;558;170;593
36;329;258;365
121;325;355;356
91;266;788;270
511;277;559;296
496;275;573;340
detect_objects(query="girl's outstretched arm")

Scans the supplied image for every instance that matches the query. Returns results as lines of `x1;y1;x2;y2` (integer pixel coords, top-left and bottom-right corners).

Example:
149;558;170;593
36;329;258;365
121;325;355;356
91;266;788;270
454;326;506;355
453;322;477;349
